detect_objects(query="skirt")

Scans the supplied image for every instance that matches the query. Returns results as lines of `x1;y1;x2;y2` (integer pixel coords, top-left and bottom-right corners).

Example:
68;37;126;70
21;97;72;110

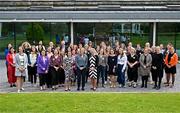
165;66;176;74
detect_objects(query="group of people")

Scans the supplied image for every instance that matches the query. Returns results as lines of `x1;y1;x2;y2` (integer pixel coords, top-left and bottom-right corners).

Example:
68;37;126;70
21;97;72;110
5;40;178;92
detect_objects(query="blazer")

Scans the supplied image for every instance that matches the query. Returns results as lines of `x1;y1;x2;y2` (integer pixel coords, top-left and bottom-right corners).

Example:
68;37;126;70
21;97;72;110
15;53;28;77
37;55;49;74
139;53;152;76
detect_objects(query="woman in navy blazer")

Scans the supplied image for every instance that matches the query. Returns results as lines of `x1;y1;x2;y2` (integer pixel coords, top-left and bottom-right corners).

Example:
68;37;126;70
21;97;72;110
37;49;49;91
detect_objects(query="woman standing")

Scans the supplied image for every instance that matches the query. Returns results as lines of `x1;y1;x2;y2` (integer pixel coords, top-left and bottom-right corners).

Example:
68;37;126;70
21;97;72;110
98;49;108;87
89;48;99;91
75;48;88;91
22;42;31;82
6;47;16;87
29;45;37;86
139;48;152;88
46;46;53;88
164;47;178;88
108;49;117;88
5;43;12;80
72;49;77;86
63;51;74;91
59;50;65;87
37;50;49;90
117;48;127;88
50;49;62;90
127;47;139;88
15;46;28;93
151;46;164;90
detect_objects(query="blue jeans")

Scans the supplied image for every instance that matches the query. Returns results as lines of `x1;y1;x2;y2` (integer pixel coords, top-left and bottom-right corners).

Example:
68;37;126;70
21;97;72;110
117;64;125;86
97;65;106;86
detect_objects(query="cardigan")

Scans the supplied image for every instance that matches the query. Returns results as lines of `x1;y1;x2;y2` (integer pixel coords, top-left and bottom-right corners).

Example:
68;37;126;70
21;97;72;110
15;53;28;77
165;52;178;67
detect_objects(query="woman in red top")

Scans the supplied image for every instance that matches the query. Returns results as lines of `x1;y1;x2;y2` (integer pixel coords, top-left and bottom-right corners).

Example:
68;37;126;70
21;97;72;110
164;47;178;88
6;47;16;87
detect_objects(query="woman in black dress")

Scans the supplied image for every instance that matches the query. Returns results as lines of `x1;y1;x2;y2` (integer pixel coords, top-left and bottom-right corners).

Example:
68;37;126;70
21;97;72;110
127;47;139;88
108;49;117;88
151;46;164;90
164;47;178;88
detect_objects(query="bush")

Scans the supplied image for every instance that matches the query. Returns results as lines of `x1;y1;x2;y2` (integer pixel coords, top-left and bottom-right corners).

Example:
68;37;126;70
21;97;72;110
26;23;44;43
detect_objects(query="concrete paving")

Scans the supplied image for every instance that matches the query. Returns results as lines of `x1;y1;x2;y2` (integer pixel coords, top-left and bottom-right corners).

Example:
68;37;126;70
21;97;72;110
0;60;179;93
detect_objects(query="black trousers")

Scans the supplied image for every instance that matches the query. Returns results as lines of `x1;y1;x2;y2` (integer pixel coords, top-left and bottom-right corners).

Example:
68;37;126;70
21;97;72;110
153;69;163;87
59;68;65;84
27;66;31;82
141;76;149;87
46;67;52;87
127;67;138;82
39;73;47;86
85;68;89;83
77;68;86;89
51;67;60;86
97;65;106;86
29;66;37;84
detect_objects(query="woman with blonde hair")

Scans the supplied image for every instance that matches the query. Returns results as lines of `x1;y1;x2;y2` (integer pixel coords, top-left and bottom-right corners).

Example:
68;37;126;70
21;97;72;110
15;46;28;93
164;46;178;88
139;48;152;88
127;47;139;88
117;48;127;88
89;48;99;91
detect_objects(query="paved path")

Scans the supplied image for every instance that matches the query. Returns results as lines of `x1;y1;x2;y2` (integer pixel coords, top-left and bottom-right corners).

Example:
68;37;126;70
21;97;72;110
0;60;180;93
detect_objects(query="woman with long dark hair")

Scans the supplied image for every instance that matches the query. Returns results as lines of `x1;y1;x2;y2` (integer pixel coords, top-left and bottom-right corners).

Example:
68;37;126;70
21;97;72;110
50;49;62;90
6;47;16;87
29;45;37;86
108;49;117;88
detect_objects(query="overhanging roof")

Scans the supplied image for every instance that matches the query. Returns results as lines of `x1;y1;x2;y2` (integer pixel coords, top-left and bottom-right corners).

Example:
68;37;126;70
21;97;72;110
0;11;180;22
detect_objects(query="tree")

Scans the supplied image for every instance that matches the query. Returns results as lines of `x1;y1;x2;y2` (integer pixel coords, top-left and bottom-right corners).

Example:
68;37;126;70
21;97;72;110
26;23;44;43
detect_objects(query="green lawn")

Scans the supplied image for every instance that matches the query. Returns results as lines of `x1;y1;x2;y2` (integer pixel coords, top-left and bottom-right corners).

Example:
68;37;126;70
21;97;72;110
0;93;180;113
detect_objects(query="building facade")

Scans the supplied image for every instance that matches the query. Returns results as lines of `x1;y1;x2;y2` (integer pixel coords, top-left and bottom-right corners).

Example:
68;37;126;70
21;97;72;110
0;0;180;55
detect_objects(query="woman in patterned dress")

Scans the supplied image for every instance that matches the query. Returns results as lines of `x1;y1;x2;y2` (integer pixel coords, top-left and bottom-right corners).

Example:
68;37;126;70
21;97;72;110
63;51;74;91
89;48;99;91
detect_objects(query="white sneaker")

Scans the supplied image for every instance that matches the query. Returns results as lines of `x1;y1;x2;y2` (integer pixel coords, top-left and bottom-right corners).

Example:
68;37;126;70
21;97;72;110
17;90;21;93
109;81;111;85
21;88;25;91
104;81;107;85
119;84;122;88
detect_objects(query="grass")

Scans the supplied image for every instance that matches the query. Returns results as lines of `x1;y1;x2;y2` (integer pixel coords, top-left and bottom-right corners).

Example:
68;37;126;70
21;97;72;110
0;93;180;113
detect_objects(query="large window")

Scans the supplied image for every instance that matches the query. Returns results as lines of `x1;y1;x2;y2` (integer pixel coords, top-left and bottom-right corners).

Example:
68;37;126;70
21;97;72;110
157;23;180;49
74;23;150;47
0;22;69;58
